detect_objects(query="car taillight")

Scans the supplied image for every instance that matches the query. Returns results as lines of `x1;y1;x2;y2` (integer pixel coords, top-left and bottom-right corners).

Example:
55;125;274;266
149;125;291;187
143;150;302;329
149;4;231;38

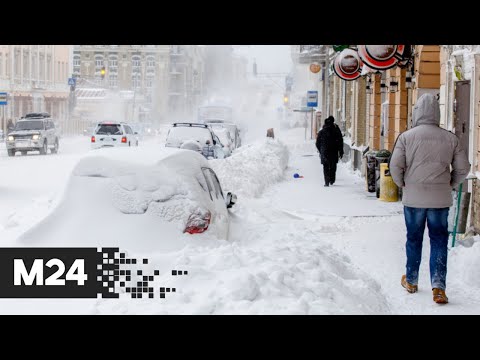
184;211;211;234
91;136;95;143
121;136;127;143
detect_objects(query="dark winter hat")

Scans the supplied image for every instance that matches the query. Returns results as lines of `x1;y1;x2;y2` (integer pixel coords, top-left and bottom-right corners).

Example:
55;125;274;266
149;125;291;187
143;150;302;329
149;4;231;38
325;116;334;125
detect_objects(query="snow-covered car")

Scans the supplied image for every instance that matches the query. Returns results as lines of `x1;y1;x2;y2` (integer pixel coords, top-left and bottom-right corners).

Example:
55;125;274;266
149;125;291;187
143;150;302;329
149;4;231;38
18;147;237;250
91;122;139;149
210;126;234;157
6;113;60;156
165;123;226;160
206;122;241;149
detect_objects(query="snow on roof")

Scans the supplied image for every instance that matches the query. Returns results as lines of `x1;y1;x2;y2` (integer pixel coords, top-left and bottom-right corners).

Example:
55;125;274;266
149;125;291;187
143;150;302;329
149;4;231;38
74;146;208;178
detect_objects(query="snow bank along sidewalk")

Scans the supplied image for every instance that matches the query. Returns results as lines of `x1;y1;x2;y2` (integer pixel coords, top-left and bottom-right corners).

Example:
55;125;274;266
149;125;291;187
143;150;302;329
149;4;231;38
210;138;289;198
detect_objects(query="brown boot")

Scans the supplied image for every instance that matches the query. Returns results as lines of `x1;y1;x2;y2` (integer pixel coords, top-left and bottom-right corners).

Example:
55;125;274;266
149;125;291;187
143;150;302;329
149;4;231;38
401;275;418;293
432;288;448;304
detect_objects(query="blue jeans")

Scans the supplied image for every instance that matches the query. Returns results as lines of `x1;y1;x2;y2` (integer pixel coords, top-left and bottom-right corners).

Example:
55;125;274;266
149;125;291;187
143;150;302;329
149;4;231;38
404;206;449;290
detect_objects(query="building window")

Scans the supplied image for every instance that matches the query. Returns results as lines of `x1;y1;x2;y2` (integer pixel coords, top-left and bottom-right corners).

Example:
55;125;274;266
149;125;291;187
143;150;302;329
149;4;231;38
47;55;51;81
132;72;141;89
95;55;104;68
108;55;118;68
39;54;44;79
109;73;118;88
132;55;141;68
146;76;154;88
32;55;38;80
73;55;80;67
14;51;20;78
146;56;155;68
23;52;30;79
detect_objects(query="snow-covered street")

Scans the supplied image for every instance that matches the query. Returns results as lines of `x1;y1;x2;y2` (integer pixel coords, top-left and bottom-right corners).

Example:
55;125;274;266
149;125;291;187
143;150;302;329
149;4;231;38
1;45;480;315
1;128;479;314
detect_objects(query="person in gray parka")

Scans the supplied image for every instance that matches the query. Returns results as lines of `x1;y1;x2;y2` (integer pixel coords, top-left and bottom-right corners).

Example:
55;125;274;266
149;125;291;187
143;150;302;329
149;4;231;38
389;93;470;304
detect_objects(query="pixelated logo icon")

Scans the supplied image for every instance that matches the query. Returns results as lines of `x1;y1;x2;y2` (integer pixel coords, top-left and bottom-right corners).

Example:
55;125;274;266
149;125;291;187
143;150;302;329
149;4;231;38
0;248;188;299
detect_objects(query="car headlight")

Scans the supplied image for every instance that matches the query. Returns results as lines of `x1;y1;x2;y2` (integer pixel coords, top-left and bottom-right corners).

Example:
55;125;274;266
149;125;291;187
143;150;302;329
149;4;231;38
8;136;14;141
32;134;40;140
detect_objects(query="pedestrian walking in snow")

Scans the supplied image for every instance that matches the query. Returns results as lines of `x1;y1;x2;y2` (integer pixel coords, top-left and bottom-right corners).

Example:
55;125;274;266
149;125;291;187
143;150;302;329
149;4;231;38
315;116;344;187
389;93;470;304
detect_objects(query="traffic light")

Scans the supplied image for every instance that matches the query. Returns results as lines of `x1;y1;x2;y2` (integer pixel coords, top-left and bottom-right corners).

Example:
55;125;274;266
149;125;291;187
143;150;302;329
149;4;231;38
100;66;106;79
283;94;289;106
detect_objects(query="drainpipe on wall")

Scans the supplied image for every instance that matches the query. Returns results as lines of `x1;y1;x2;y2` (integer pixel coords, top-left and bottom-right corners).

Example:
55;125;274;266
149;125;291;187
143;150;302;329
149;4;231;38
446;59;454;131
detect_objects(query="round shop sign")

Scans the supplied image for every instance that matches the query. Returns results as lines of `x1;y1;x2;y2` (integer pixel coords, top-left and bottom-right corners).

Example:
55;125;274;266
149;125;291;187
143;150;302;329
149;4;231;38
357;45;405;71
333;48;362;81
310;63;321;73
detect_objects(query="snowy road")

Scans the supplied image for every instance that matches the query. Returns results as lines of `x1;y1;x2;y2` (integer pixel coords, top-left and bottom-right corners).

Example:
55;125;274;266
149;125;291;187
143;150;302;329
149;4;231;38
0;137;91;241
1;129;480;314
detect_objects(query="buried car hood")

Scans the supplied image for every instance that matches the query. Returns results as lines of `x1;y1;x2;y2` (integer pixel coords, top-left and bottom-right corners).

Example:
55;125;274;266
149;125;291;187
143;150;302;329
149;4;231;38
17;147;222;253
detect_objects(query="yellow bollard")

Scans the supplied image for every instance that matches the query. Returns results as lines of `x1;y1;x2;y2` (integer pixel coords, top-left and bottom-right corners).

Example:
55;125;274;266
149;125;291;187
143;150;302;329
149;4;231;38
379;162;398;202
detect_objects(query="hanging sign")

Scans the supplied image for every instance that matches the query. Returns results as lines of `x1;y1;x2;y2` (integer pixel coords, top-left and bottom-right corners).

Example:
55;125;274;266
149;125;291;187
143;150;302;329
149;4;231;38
310;63;321;74
357;45;405;71
333;48;363;81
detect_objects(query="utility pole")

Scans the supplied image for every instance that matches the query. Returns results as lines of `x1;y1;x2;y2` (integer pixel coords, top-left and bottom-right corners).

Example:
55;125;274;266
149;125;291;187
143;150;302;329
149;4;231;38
321;47;329;121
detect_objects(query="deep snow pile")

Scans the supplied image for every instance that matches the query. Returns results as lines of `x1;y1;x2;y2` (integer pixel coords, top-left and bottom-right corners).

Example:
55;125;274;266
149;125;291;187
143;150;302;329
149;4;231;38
17;146;222;252
449;235;480;289
93;220;391;315
210;138;289;197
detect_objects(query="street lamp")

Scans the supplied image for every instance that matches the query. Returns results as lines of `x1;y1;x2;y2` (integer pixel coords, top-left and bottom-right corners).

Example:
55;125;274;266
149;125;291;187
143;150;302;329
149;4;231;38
380;79;387;93
389;76;398;93
405;71;413;89
365;76;373;94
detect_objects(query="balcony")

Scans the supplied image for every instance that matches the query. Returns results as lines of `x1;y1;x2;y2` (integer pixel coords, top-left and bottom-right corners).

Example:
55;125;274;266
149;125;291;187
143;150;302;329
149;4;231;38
296;45;327;64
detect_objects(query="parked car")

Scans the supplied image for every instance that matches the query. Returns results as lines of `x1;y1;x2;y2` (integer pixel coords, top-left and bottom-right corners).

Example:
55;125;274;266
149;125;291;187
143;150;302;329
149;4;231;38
6;113;60;156
206;121;241;149
209;126;234;157
19;147;238;247
165;123;226;159
91;122;139;149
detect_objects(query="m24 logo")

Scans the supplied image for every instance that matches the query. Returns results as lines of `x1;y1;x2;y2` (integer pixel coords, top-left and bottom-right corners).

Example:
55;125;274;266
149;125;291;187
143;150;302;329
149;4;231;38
0;248;102;298
14;259;88;286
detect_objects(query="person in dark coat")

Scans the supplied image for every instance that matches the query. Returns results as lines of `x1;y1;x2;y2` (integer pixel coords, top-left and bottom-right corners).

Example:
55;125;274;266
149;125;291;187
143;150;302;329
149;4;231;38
316;116;344;187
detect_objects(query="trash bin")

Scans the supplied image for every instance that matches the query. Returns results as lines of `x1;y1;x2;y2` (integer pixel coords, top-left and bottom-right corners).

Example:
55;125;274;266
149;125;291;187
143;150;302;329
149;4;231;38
365;151;377;193
375;150;391;198
379;163;398;202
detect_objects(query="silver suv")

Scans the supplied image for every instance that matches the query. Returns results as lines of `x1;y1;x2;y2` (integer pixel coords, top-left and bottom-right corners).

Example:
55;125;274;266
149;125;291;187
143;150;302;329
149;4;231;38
6;113;60;156
165;123;226;159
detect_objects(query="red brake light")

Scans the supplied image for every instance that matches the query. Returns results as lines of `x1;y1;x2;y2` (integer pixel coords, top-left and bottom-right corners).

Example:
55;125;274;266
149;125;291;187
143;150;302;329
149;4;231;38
121;136;127;143
91;136;95;143
184;211;211;234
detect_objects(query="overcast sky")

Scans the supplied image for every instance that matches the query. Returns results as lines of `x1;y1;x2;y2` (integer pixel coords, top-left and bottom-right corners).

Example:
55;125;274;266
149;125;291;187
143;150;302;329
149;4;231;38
234;45;293;75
